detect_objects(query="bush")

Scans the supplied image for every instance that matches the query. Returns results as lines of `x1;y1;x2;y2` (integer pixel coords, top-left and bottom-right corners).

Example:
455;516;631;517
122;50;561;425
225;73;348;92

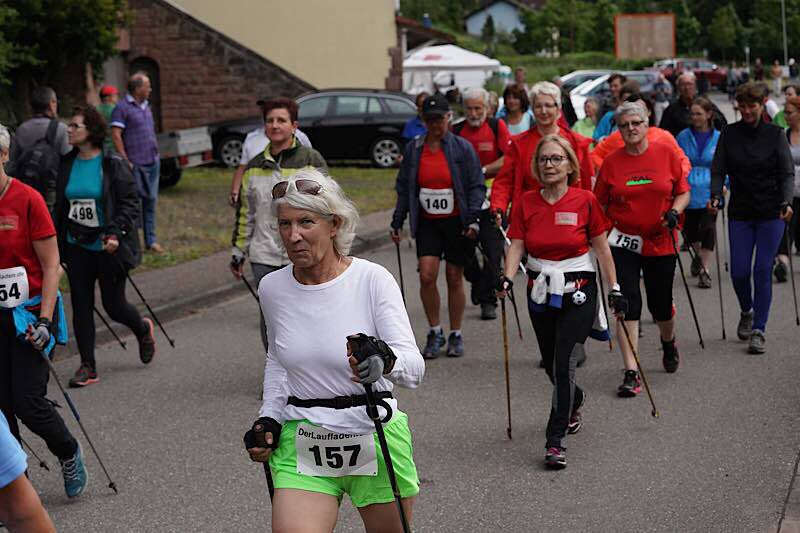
495;52;653;83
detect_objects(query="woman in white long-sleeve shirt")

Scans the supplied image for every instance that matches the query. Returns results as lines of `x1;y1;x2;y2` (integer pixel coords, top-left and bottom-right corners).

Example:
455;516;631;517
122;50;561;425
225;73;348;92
244;167;425;532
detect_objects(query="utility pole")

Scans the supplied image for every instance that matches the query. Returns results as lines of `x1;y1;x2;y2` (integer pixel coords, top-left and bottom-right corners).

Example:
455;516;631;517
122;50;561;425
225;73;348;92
782;0;789;67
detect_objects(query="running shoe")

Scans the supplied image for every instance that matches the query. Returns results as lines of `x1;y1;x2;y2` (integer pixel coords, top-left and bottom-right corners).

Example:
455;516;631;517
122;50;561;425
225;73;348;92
617;370;641;398
748;329;766;354
545;447;567;469
690;254;701;277
446;332;464;357
60;444;88;498
662;338;680;373
698;270;712;289
480;302;497;320
737;310;754;340
568;392;586;434
138;318;156;364
68;364;98;388
774;260;788;283
422;329;446;359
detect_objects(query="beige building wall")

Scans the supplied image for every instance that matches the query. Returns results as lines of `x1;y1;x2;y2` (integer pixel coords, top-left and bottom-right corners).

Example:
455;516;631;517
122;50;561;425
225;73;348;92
170;0;397;88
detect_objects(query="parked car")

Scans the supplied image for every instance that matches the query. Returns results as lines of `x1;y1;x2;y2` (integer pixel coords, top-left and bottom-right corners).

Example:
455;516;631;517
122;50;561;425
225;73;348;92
158;126;214;188
560;69;612;93
570;70;665;120
297;89;417;168
653;58;728;89
209;116;263;168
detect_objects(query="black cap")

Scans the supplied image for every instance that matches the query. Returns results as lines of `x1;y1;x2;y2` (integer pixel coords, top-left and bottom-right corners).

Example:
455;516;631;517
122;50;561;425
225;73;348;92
421;93;450;117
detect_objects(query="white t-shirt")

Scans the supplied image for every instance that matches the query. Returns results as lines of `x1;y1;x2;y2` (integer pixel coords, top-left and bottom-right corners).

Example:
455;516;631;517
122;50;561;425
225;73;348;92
258;257;424;434
241;128;312;167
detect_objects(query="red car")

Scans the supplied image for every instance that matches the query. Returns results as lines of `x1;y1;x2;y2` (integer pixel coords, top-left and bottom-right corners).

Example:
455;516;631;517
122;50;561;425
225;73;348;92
654;58;728;89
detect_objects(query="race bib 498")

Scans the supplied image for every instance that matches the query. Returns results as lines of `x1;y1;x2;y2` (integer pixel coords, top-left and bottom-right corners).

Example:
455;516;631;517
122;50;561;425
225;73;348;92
68;199;99;228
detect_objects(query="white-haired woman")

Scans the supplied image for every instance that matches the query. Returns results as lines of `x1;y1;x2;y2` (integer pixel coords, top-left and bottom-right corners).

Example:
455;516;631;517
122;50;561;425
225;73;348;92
0;123;87;498
498;135;624;469
594;102;690;396
244;168;425;532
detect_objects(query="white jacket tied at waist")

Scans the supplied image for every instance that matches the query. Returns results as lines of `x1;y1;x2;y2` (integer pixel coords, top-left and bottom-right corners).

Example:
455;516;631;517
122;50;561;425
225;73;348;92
526;252;595;307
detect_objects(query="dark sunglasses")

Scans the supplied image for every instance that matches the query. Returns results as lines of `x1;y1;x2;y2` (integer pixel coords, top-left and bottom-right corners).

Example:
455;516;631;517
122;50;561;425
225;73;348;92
271;179;323;200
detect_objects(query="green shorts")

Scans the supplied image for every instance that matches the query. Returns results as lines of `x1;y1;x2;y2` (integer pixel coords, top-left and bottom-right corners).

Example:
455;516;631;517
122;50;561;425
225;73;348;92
269;411;419;508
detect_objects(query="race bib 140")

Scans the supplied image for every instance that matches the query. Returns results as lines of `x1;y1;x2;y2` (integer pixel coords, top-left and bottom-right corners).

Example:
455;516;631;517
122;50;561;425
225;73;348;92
295;423;377;478
419;188;455;215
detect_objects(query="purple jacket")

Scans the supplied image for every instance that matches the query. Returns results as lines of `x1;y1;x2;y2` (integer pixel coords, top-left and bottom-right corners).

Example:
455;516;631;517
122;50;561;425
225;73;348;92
110;95;159;165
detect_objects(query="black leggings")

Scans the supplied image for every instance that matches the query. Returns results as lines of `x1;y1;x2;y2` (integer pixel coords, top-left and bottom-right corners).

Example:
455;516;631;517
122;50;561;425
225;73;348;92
64;243;146;370
777;197;800;255
611;247;676;322
0;311;78;460
527;281;596;450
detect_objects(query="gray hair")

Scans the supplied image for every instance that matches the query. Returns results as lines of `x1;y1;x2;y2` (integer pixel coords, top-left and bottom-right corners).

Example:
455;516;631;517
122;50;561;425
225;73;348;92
615;101;649;125
677;71;696;84
584;96;599;107
271;167;360;255
529;81;562;109
0;123;10;153
462;87;489;106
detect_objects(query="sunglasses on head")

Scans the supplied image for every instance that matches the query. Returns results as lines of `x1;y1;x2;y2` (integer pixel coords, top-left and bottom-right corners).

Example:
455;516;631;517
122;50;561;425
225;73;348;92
271;179;323;200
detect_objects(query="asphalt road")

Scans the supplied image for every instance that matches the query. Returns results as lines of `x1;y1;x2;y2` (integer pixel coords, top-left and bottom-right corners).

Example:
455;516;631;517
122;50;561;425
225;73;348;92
20;225;800;532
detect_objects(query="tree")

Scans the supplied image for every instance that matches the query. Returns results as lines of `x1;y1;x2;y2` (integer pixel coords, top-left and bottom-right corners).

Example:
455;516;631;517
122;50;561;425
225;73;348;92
671;0;702;53
481;14;496;43
708;4;742;61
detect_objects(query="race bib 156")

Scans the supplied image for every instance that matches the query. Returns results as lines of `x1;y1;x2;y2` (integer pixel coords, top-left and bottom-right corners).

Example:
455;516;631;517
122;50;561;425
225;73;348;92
419;188;455;215
608;227;643;254
295;423;377;478
68;199;99;228
0;266;29;309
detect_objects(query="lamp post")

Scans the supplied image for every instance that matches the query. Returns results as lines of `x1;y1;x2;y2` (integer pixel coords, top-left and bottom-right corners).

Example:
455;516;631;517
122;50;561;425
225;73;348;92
782;0;789;67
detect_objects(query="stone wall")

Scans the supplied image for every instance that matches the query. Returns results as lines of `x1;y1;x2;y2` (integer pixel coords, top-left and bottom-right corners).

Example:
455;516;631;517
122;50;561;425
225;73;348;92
126;0;314;131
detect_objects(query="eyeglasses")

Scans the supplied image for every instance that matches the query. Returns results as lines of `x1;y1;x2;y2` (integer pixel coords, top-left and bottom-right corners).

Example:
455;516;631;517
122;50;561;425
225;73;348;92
537;155;568;166
533;102;557;111
271;179;323;200
618;119;645;130
67;123;87;130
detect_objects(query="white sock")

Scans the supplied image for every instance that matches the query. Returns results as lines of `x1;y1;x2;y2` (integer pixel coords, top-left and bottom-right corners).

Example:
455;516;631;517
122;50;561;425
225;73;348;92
430;325;443;334
451;329;462;337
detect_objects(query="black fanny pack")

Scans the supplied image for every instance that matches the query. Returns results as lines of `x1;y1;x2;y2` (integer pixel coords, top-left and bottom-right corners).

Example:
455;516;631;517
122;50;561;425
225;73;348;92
288;391;394;423
67;220;103;245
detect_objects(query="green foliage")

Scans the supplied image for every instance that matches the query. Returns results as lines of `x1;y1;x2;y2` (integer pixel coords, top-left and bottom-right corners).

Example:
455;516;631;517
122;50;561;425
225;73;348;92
481;14;496;42
0;0;128;86
708;4;743;60
496;51;651;85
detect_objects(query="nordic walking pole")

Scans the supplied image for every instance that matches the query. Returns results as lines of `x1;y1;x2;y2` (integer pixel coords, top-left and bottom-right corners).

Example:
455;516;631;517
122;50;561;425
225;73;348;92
721;198;729;272
595;260;614;351
241;275;259;303
476;240;523;340
114;257;175;347
500;297;512;439
670;232;705;349
363;383;411;533
785;222;800;326
60;262;127;350
37;350;118;493
395;240;406;306
20;437;50;471
714;226;727;339
617;318;659;418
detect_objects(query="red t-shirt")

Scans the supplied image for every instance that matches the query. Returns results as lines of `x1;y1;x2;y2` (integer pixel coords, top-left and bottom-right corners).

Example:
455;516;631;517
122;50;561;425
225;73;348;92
508;187;610;261
594;142;690;256
417;145;460;219
0;179;56;300
457;119;511;168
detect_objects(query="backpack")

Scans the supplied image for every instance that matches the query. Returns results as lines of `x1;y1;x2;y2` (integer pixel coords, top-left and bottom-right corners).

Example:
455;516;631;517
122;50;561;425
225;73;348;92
453;117;503;158
12;119;61;214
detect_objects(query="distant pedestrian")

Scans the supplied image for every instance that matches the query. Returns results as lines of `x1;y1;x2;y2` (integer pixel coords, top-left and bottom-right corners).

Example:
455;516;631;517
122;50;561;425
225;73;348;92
229;98;312;206
754;58;765;81
790;58;799;81
496;84;533;135
593;73;627;142
97;85;119;153
110;72;164;254
658;71;727;137
55;106;156;388
401;92;429;142
772;59;783;95
571;96;599;140
772;84;798;128
514;66;530;94
727;61;741;102
775;95;800;274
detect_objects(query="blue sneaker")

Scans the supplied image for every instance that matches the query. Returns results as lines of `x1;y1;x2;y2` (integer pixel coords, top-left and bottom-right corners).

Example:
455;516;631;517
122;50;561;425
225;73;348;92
60;444;88;498
422;329;446;359
446;332;464;357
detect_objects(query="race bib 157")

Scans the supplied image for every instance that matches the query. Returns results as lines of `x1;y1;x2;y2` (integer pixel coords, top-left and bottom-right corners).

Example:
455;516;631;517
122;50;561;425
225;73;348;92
295;423;377;478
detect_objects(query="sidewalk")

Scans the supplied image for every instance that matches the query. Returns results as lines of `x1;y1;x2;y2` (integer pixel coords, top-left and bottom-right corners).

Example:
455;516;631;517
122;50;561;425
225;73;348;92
57;208;394;359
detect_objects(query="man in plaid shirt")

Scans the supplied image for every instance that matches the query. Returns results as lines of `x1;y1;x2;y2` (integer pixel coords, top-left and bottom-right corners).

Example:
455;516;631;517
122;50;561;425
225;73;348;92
111;72;164;253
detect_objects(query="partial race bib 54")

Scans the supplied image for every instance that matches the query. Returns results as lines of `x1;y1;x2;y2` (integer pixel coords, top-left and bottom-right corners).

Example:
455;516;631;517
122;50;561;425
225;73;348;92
0;266;29;309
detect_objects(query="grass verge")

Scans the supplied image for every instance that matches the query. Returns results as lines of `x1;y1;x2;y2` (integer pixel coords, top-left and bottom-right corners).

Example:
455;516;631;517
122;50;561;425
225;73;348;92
139;164;396;271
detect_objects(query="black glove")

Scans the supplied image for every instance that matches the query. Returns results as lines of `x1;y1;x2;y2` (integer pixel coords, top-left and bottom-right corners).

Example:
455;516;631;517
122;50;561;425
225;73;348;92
347;333;397;375
663;209;680;229
230;250;245;270
496;276;513;293
243;416;282;450
608;288;628;316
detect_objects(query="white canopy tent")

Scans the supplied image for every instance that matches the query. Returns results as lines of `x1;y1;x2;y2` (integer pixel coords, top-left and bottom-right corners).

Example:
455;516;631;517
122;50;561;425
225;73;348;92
403;44;502;95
